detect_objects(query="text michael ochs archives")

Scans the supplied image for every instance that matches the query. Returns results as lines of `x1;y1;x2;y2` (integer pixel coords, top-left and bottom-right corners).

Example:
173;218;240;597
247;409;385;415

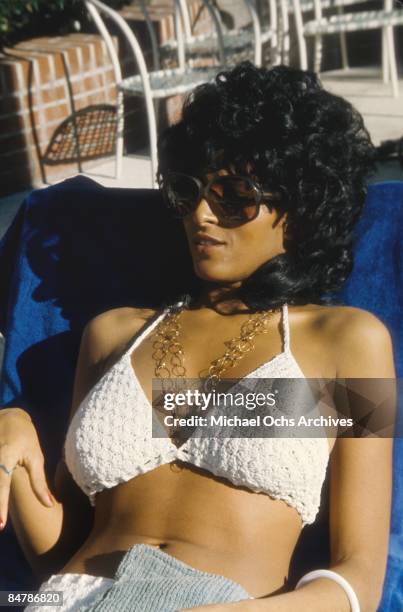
160;390;354;430
151;378;399;438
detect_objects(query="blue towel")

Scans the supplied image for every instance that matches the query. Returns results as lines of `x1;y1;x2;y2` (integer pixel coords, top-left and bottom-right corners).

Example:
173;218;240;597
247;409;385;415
0;175;198;598
0;176;402;610
338;181;403;612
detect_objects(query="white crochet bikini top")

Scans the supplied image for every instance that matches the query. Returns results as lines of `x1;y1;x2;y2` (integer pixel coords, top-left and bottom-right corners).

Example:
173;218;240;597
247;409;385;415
64;301;330;527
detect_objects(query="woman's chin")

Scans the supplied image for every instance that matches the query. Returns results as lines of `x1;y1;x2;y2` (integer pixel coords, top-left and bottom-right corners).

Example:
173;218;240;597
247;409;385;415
193;264;240;284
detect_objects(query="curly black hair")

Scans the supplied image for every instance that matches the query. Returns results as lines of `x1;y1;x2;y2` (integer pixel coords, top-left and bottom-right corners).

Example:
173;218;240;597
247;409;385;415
157;61;376;310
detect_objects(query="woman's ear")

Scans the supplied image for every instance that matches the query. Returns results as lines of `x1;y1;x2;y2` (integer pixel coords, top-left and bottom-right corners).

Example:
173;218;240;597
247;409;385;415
281;213;291;248
271;209;287;230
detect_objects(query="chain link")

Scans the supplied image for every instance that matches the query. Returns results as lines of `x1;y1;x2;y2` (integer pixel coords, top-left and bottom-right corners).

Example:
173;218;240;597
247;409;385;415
152;300;278;398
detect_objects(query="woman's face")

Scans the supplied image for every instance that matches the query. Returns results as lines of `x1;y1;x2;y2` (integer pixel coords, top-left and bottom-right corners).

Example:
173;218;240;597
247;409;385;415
182;168;287;284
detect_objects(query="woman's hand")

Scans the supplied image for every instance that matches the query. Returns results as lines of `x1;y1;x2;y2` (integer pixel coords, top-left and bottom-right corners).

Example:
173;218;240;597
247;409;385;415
0;408;54;530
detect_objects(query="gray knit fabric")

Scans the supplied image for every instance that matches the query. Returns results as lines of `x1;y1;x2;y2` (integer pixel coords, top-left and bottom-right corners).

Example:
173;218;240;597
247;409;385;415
80;544;253;611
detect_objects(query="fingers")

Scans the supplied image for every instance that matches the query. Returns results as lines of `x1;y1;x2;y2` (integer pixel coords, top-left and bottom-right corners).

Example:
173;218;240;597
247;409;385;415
24;455;54;509
0;444;17;529
0;411;54;532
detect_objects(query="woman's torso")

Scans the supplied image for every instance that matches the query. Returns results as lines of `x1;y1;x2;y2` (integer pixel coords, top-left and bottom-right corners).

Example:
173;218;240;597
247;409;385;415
59;302;339;599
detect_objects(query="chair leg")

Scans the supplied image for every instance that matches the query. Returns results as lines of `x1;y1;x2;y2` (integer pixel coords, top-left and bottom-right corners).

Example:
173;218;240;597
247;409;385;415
385;25;399;98
339;32;349;70
255;29;262;68
313;34;322;73
337;7;348;70
292;0;308;70
246;0;262;67
142;89;159;187
382;27;389;84
276;13;284;65
174;0;186;70
269;0;280;66
282;30;290;66
279;0;290;66
115;90;124;180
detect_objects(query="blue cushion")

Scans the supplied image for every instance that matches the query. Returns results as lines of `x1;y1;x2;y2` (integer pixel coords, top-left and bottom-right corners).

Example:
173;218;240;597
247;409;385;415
0;176;401;610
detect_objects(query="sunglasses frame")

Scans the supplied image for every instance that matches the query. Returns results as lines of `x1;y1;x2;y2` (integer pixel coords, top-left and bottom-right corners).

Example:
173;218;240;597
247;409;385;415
160;171;280;224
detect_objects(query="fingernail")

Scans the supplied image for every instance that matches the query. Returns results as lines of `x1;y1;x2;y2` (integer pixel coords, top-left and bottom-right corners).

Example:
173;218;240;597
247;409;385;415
0;519;5;530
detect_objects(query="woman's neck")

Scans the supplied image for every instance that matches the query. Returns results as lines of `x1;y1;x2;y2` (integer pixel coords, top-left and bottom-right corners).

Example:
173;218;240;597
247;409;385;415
188;282;252;315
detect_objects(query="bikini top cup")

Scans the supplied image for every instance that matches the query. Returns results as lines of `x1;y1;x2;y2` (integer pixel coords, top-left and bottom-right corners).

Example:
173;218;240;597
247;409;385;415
64;302;330;527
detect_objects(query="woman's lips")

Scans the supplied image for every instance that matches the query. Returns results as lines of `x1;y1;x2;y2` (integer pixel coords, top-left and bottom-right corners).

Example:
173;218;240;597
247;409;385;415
193;242;225;254
192;232;226;255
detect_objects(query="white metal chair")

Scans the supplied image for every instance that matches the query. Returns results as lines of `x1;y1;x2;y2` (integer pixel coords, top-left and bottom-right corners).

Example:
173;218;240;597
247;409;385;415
85;0;224;188
159;0;281;68
285;0;372;69
290;0;403;97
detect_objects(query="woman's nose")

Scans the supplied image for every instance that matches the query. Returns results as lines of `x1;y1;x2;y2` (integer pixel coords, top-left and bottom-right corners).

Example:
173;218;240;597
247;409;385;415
192;196;219;224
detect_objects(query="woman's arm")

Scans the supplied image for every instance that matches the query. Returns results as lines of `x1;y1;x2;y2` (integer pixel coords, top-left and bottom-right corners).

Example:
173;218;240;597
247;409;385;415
9;306;155;580
180;307;396;612
9;464;74;581
7;310;126;580
326;309;395;610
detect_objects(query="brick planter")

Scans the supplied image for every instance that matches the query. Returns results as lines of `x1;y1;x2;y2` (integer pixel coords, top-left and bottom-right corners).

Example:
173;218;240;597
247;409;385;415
0;34;120;196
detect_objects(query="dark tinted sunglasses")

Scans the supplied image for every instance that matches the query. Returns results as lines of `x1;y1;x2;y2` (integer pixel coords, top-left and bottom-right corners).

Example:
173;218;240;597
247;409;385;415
160;172;280;224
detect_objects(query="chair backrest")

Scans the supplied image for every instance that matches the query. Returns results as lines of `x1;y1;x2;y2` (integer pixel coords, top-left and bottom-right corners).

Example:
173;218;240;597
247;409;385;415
174;0;265;67
85;0;154;88
295;0;395;29
174;0;226;64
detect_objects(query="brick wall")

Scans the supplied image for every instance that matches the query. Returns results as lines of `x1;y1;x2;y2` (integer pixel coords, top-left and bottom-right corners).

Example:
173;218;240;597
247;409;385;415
0;0;211;197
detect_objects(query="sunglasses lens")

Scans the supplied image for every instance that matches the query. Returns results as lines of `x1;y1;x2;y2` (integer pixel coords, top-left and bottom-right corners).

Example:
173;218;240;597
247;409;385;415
208;176;259;221
163;174;199;218
162;173;261;223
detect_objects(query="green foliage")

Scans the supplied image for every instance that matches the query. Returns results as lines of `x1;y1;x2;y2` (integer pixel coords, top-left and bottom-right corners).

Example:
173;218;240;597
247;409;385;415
0;0;133;48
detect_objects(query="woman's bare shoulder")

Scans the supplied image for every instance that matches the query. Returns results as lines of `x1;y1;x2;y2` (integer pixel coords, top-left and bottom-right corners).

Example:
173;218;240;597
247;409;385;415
310;304;394;377
311;303;391;337
290;302;388;334
83;305;160;365
90;305;159;328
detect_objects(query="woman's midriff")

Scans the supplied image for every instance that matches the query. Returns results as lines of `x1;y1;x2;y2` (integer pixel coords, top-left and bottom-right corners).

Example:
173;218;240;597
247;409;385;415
58;461;303;599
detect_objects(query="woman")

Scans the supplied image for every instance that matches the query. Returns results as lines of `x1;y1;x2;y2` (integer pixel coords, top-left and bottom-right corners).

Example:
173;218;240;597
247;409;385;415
0;62;395;611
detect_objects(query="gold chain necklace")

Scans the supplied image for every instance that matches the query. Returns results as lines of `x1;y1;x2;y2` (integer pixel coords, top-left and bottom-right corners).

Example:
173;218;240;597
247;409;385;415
151;297;278;439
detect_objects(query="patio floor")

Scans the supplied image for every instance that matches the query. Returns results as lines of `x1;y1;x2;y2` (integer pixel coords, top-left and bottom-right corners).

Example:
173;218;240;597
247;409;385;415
320;67;403;146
